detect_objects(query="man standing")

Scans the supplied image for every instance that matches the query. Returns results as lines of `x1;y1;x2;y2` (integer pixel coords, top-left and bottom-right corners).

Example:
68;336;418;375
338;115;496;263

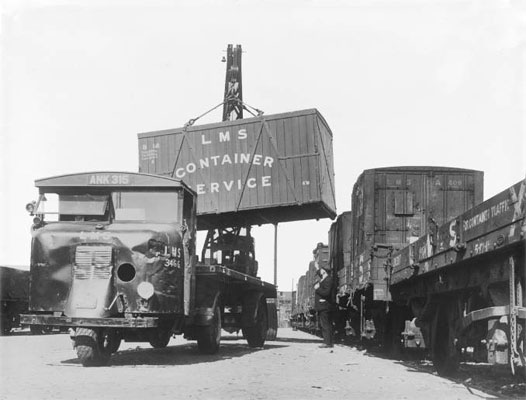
314;267;334;348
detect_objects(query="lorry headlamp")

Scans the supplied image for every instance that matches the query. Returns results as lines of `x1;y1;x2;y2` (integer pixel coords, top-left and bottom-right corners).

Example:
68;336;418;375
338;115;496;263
148;238;165;255
26;201;36;215
137;282;155;300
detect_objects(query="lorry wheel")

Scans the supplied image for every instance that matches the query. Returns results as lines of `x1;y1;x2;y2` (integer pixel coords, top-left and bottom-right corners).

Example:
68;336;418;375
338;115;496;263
148;328;172;349
30;325;43;335
105;330;122;354
266;301;278;341
75;328;112;367
30;325;53;335
266;327;277;341
197;305;221;354
243;298;268;348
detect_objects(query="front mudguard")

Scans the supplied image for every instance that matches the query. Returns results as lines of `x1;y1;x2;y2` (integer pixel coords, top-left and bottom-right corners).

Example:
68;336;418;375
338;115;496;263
193;292;221;326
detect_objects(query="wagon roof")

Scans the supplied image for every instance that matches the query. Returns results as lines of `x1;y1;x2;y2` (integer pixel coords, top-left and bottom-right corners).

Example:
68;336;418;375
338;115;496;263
362;166;483;174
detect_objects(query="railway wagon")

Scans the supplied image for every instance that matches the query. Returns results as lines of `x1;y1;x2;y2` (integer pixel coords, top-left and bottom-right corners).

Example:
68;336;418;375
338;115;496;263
346;166;483;340
388;178;526;376
0;266;29;335
292;244;329;332
296;275;307;313
329;212;353;293
292;263;317;331
295;262;320;314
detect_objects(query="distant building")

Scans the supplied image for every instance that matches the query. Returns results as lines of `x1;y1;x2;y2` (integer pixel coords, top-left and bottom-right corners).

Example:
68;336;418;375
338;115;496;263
277;290;296;327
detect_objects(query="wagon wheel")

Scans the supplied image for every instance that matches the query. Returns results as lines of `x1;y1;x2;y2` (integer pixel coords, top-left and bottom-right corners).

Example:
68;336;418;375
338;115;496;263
1;319;12;335
509;270;525;377
148;328;172;349
75;328;118;366
243;297;268;348
197;305;222;354
384;306;405;358
431;301;460;376
515;321;526;378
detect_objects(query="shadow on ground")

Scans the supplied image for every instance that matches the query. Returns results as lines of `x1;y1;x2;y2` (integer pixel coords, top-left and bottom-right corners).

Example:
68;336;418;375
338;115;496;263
398;360;525;399
271;337;324;344
298;329;525;399
61;341;287;367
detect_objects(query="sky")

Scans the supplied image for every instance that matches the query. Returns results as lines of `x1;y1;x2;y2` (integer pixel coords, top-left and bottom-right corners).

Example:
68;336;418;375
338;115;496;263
1;0;525;291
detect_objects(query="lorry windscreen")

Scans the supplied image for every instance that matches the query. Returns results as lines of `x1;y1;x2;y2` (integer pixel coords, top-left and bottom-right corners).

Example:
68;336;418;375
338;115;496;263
60;194;108;215
36;193;109;221
112;191;180;222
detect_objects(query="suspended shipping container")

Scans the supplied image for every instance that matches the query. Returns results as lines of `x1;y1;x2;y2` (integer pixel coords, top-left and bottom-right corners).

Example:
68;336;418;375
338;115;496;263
138;109;336;229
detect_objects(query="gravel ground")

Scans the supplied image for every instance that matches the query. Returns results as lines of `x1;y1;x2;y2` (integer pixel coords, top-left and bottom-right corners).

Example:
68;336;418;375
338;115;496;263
0;328;523;400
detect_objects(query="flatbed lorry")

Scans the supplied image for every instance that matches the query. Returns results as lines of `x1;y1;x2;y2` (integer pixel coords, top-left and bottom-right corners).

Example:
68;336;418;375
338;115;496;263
21;171;276;366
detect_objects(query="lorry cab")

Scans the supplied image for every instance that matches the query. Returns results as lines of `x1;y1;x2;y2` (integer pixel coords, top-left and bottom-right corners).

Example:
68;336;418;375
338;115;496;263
23;172;197;364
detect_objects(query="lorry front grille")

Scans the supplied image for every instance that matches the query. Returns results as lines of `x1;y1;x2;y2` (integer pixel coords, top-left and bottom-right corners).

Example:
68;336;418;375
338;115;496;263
74;245;112;280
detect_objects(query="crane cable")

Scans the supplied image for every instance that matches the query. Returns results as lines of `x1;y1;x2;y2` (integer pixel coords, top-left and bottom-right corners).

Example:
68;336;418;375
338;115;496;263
184;101;225;128
184;99;264;128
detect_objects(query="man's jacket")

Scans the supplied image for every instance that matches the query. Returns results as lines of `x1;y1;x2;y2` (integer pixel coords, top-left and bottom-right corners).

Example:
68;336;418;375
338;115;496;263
314;275;333;312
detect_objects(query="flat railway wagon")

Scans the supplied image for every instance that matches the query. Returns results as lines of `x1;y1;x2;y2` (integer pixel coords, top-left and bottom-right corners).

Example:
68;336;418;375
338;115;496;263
341;166;484;340
387;178;526;376
0;266;29;335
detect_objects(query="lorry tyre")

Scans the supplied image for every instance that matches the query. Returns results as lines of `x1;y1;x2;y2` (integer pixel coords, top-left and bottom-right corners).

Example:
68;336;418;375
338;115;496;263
30;325;53;335
266;327;277;341
75;328;113;367
243;297;268;348
148;328;172;349
106;330;122;354
266;301;278;341
197;305;221;354
30;325;43;335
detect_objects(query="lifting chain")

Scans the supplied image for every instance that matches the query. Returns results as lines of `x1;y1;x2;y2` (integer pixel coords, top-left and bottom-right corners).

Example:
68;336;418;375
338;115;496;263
183;99;264;129
184;101;226;128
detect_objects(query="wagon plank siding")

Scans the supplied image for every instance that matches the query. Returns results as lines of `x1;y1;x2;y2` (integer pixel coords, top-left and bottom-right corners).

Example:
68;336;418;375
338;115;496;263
349;166;484;296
